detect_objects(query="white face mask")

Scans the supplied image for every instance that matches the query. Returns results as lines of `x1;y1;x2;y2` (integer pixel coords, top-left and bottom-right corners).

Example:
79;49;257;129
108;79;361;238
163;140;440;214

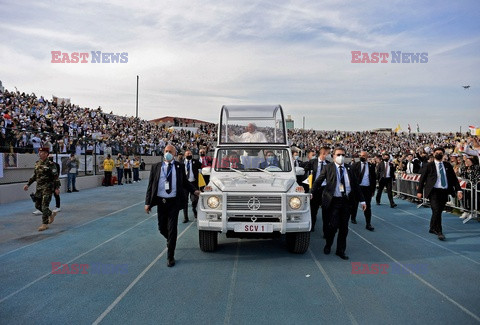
335;155;345;165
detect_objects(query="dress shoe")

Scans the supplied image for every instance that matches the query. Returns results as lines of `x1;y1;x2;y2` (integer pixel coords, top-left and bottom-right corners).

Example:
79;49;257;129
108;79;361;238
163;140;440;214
48;211;57;224
390;203;397;208
67;189;72;193
335;252;349;260
73;189;79;192
366;225;375;231
429;229;437;234
323;246;331;255
167;258;175;267
38;224;49;231
437;233;446;241
376;202;381;205
183;218;189;223
351;219;357;224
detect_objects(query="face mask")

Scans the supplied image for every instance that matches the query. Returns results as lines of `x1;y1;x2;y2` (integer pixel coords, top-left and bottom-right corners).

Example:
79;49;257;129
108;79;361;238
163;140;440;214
434;153;443;161
335;155;344;165
200;153;205;157
293;155;299;160
360;157;366;162
186;155;192;160
383;158;389;162
164;152;173;161
267;156;275;163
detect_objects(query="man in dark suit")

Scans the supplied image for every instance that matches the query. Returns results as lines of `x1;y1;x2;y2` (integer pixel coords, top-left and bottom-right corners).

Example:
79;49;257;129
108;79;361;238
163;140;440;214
292;149;308;192
403;153;421;174
305;146;331;234
312;147;366;260
145;145;200;267
417;147;462;240
350;151;376;231
182;149;202;223
376;153;397;208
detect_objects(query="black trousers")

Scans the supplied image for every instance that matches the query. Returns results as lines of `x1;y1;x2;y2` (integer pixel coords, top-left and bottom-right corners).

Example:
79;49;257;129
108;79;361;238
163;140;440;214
351;186;372;225
157;197;180;259
310;186;326;233
54;192;60;208
104;171;112;186
183;181;199;219
325;197;351;254
429;188;448;234
376;177;394;205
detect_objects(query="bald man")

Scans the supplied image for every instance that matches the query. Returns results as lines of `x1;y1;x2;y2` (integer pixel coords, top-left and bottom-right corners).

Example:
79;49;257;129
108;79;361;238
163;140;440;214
145;145;200;267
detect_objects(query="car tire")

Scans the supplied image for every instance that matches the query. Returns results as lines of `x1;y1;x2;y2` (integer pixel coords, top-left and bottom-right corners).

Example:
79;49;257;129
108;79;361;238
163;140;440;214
199;230;218;252
286;232;310;254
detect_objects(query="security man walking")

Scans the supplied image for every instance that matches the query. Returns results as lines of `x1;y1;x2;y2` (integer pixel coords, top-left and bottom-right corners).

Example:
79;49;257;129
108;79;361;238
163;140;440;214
23;147;61;231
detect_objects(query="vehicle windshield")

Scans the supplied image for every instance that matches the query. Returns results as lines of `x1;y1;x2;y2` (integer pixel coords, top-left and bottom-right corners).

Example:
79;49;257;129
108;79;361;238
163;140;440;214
214;148;292;172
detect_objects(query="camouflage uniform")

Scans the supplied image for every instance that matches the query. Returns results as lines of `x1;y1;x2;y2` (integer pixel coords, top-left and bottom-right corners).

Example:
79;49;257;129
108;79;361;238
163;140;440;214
27;159;61;224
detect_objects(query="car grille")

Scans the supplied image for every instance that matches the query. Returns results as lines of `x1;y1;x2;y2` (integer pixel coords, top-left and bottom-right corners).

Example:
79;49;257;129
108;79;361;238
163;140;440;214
226;196;282;211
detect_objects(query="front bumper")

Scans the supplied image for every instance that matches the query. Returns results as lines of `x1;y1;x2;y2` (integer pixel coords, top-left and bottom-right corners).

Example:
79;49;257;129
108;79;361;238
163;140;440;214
197;192;311;234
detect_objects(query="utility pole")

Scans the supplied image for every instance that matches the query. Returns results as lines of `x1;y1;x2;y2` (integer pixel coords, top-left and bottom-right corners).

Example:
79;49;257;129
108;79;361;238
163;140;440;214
136;75;139;118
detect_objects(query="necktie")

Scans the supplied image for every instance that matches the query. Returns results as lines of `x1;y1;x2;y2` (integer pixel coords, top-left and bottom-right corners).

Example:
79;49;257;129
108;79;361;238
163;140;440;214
316;161;323;180
166;163;172;194
439;163;447;188
360;162;366;181
186;161;191;179
339;166;346;196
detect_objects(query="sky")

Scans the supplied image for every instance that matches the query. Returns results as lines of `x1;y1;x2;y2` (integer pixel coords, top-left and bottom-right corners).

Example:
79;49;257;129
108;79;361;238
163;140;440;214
0;0;479;132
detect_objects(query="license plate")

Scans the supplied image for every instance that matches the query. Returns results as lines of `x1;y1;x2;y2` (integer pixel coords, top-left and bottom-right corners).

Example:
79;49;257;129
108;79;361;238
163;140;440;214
234;223;273;233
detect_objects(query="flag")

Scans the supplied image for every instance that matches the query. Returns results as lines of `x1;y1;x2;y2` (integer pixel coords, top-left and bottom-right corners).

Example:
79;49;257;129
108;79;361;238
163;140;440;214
416;124;420;132
198;173;206;187
302;174;313;188
394;124;401;133
408;124;411;133
469;126;476;135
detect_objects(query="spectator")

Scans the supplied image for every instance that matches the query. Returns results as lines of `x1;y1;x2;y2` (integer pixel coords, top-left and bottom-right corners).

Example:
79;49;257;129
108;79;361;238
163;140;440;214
66;153;80;192
103;154;114;186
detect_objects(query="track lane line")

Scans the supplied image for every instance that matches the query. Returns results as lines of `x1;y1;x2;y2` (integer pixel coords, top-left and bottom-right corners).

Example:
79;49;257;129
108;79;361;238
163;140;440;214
370;213;480;265
92;221;195;325
0;213;155;304
349;228;480;322
309;248;358;325
223;239;240;325
0;201;145;259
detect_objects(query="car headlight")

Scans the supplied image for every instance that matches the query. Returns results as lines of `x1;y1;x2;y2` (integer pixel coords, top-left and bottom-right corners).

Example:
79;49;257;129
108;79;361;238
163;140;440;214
289;197;302;209
207;196;220;209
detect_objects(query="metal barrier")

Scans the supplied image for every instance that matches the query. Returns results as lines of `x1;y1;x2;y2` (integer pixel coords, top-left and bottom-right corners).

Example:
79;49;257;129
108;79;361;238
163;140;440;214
393;172;479;222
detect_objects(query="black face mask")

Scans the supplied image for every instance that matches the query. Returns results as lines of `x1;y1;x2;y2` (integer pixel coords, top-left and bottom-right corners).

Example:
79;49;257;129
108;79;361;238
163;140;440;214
383;158;389;162
360;157;366;162
200;153;205;157
186;155;193;160
434;153;443;161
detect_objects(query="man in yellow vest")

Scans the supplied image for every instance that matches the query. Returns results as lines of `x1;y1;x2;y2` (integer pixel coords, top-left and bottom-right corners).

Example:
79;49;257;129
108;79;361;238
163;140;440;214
103;154;115;186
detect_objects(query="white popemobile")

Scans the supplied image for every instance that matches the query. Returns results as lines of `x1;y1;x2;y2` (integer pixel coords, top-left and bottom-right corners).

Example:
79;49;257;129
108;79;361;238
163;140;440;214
197;105;311;253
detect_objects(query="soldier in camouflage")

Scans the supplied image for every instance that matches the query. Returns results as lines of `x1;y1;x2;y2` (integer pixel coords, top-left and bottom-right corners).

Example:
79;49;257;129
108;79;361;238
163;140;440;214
23;148;61;231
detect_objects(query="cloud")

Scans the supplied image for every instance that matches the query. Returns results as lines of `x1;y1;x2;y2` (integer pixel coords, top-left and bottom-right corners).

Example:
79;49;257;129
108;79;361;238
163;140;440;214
0;0;479;131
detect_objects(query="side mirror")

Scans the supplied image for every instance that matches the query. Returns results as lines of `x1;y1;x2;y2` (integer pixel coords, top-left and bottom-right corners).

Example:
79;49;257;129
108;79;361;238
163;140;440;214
295;167;305;176
201;167;212;176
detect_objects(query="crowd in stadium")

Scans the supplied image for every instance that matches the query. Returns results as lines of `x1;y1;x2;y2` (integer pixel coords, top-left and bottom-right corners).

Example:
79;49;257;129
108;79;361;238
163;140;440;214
1;88;479;177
